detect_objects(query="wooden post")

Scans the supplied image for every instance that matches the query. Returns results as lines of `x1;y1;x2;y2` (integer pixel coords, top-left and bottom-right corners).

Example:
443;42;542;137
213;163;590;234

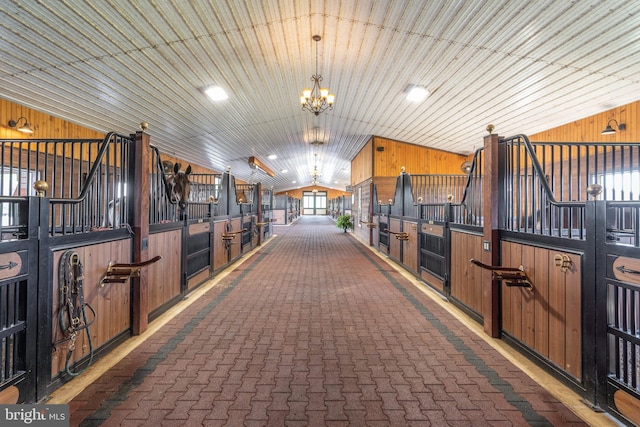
482;131;501;337
131;130;150;335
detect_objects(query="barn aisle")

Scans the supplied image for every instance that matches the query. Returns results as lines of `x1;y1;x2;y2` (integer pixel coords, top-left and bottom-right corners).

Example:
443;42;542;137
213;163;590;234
57;216;608;426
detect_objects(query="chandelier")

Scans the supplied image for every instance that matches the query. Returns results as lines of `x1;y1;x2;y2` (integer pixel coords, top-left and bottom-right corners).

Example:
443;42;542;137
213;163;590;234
300;35;335;116
310;154;321;186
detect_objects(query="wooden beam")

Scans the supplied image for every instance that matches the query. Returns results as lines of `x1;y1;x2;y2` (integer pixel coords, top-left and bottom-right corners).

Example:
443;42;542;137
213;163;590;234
248;156;275;177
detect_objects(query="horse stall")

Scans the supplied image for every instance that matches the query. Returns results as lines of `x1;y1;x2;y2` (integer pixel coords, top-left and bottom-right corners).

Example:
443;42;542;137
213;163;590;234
259;188;273;241
272;194;300;224
368;134;640;426
0;132;134;402
328;195;352;219
235;183;261;255
0;130;272;404
147;150;270;320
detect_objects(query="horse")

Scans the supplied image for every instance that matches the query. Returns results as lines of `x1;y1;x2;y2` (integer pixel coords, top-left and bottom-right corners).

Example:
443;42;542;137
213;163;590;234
167;163;192;210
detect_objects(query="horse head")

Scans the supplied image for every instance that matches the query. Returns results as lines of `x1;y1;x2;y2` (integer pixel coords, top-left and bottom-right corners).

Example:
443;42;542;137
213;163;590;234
171;163;192;210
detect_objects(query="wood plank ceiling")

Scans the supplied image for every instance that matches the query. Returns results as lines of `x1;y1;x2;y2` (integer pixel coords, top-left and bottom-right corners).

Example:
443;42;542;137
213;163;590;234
1;0;639;192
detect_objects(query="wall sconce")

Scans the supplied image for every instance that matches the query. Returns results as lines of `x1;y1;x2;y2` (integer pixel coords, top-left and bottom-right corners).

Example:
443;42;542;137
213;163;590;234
8;117;34;133
601;119;626;135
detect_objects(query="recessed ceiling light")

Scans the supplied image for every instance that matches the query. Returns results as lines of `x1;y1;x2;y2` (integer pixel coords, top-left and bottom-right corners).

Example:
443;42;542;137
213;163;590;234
281;169;288;173
405;85;429;102
204;86;228;101
268;154;277;160
292;180;297;184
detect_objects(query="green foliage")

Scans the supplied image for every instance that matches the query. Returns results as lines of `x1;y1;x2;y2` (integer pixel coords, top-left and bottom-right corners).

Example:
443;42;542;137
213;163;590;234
336;214;354;231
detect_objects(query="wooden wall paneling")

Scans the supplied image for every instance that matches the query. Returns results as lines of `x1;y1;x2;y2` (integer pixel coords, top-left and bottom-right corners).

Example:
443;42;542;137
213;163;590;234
1;99;105;140
564;252;582;379
449;231;462;299
371;136;468;176
448;231;483;314
501;241;513;336
471;233;484;314
509;241;524;340
372;177;397;204
403;220;418;273
213;220;228;271
229;218;242;261
350;138;373;185
534;246;550;358
521;244;536;347
1;100;219;188
271;210;285;224
450;231;483;313
275;187;348;200
529;100;640;143
50;240;132;377
188;269;210;290
111;239;132;334
389;218;401;262
78;246;98;365
148;230;181;313
547;248;567;371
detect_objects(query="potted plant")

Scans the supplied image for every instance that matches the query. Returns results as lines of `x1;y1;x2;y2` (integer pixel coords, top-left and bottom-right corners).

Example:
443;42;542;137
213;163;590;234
336;214;354;233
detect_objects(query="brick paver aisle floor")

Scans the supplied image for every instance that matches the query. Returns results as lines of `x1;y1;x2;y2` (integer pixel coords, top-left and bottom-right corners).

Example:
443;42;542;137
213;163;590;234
69;216;588;426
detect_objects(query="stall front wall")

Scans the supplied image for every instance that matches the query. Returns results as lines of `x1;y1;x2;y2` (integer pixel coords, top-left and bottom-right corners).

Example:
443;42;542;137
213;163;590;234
51;239;132;377
148;228;182;315
0;124;273;404
448;230;484;317
365;133;640;425
500;240;582;380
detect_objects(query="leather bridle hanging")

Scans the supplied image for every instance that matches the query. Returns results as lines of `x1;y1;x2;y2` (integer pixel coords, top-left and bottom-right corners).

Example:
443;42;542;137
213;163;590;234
54;250;96;377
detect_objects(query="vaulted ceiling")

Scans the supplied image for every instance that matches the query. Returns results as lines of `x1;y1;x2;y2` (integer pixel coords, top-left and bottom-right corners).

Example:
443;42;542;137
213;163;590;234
1;0;639;192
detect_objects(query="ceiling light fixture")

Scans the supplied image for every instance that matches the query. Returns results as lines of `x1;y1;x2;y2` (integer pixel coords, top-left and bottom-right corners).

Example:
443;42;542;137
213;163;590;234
601;119;626;135
204;86;228;101
300;35;335;116
310;153;321;187
8;117;34;133
310;126;325;146
405;85;430;102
